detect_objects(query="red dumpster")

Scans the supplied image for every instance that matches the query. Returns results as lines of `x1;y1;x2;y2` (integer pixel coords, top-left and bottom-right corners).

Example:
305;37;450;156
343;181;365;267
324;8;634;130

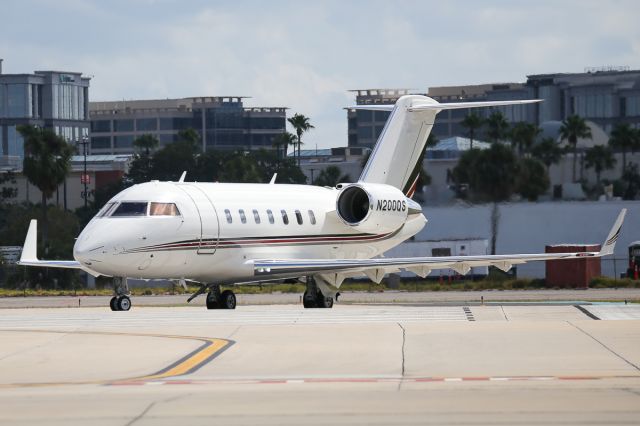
545;244;601;288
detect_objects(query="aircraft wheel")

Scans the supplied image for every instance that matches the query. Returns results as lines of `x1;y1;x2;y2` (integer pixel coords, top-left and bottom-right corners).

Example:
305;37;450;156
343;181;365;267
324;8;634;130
116;295;131;311
318;295;334;309
220;290;236;310
109;296;118;311
206;292;219;310
302;291;317;308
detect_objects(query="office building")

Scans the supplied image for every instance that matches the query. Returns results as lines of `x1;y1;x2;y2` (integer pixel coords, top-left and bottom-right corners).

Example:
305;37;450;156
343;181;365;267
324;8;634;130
527;67;640;133
346;89;414;148
348;68;640;145
0;59;90;168
89;97;287;154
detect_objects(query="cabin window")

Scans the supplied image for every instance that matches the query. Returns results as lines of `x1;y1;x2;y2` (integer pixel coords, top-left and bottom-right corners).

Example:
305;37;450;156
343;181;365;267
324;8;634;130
98;202;117;217
149;202;180;216
308;210;316;225
253;209;261;224
267;209;275;224
281;209;289;225
239;209;247;224
295;209;303;225
224;209;232;224
111;202;148;217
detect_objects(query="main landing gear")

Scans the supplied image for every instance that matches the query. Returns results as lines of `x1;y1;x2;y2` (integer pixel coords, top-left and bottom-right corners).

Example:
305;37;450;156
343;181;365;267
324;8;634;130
302;276;335;309
205;285;237;310
110;277;131;311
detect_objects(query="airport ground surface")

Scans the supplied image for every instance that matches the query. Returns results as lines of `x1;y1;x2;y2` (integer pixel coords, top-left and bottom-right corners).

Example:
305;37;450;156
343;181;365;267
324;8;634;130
1;287;640;309
1;301;639;425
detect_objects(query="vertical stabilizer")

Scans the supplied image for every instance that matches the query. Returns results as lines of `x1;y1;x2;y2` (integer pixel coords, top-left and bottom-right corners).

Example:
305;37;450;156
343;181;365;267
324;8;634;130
358;95;438;193
357;95;542;195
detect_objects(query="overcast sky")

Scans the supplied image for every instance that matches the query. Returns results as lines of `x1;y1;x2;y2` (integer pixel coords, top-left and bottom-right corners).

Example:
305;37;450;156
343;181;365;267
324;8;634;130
2;0;639;148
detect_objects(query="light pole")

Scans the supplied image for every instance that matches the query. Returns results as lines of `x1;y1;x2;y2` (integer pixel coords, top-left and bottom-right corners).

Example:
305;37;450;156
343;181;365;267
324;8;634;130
77;136;89;209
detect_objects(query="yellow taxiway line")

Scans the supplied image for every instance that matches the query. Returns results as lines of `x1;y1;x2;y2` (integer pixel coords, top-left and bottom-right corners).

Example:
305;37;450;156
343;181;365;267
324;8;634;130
0;329;234;388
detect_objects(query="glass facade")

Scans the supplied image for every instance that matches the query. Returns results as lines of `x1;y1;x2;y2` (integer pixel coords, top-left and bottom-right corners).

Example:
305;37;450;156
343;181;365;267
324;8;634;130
92;120;111;132
7;126;24;158
114;119;134;132
91;136;111;150
114;135;134;148
136;118;157;131
7;84;28;118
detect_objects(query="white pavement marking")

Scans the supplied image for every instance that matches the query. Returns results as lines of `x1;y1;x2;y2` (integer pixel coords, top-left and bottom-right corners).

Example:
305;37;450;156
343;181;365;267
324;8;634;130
583;305;640;320
0;306;471;328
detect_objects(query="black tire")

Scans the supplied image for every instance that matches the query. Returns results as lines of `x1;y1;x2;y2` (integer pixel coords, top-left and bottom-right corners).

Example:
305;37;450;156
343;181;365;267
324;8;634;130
206;292;219;310
316;291;333;308
109;296;118;311
302;291;316;308
220;290;236;310
116;295;131;311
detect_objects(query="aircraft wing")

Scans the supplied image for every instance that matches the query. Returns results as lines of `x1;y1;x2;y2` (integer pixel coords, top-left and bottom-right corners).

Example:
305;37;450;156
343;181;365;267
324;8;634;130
17;219;92;273
252;209;626;286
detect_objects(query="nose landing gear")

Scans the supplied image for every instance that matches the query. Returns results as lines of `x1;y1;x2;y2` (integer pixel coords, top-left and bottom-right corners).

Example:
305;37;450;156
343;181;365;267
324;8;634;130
110;277;131;311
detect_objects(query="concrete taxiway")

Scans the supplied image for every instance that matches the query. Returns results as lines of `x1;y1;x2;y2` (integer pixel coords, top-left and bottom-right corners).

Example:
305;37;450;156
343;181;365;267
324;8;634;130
0;304;639;425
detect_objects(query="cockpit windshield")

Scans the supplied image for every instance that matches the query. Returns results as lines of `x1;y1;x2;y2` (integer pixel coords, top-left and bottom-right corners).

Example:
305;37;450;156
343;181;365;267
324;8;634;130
100;201;181;217
150;202;180;216
111;202;148;217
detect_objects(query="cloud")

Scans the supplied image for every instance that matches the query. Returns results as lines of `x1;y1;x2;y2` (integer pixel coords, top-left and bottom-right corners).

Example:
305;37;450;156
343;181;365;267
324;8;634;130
1;0;639;148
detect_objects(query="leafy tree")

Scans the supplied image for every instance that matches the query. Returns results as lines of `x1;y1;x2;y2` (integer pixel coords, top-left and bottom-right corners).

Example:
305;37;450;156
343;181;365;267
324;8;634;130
460;112;484;150
287;113;314;167
17;125;74;247
516;158;549;201
620;163;640;200
128;134;160;183
485;110;510;143
251;149;306;184
0;171;18;202
608;123;639;177
531;137;563;171
218;152;262;183
559;115;592;182
585;145;616;185
314;166;351;187
452;143;518;202
272;132;296;160
510;122;541;157
0;203;81;289
133;134;159;156
147;128;201;182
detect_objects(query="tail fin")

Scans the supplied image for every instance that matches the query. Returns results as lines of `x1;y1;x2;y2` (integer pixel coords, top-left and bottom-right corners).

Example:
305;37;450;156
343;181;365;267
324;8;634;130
357;95;541;193
599;209;626;256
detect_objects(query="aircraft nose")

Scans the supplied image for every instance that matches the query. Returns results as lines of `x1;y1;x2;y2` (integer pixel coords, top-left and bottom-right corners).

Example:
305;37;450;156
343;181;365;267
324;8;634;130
73;226;105;266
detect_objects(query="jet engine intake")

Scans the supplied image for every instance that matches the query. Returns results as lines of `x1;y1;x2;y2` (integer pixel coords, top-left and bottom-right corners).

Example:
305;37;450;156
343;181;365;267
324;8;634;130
336;183;408;233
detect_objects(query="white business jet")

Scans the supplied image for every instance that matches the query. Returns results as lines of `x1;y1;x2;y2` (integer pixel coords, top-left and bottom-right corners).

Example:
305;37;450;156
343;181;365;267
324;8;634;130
19;95;626;311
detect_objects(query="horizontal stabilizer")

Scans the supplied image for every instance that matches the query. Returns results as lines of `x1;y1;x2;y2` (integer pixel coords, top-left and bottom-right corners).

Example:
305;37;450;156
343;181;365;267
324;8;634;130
350;99;541;112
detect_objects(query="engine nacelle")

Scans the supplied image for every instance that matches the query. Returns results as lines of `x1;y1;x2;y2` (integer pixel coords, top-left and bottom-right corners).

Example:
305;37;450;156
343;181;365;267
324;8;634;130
336;183;408;234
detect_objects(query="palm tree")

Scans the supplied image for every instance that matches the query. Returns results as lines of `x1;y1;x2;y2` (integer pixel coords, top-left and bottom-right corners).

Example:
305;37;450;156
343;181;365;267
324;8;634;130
531;137;563;171
585;145;616;185
287;113;314;167
272;132;296;160
608;123;638;177
460;112;484;150
133;134;159;157
485;110;510;143
17;125;74;247
510;122;541;157
559;115;592;182
132;134;159;182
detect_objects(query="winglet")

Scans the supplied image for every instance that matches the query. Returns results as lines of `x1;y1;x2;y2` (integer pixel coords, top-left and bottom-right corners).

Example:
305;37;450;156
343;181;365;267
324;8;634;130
600;209;626;256
269;173;277;184
178;171;187;183
20;219;39;262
